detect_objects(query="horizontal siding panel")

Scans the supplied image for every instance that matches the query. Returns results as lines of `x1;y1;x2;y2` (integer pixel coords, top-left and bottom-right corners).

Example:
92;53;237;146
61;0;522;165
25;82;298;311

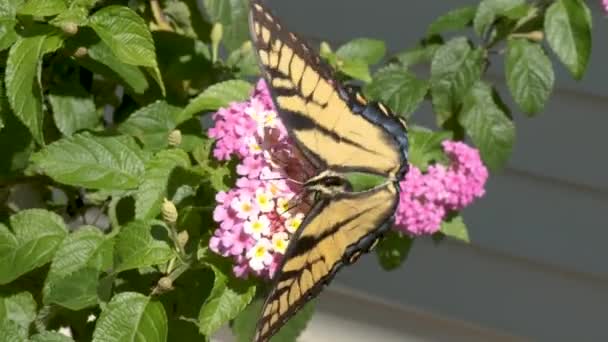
270;0;607;99
334;238;608;341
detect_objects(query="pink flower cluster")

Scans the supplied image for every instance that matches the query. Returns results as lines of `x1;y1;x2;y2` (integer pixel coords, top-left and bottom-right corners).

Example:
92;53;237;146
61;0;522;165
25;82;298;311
603;0;608;13
394;141;488;236
208;79;488;277
208;80;311;279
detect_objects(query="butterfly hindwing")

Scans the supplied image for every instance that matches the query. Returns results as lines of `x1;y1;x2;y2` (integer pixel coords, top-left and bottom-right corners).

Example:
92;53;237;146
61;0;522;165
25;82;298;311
254;183;399;342
249;1;405;178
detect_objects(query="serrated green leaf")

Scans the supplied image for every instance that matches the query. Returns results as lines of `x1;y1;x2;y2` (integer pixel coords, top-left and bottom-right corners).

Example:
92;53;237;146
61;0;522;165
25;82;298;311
339;58;372;83
375;230;413;271
135;149;191;220
5;32;64;143
0;19;18;51
179;80;252;123
17;0;66;16
114;221;174;272
30;331;75;342
0;209;68;284
33;133;147;190
198;265;256;335
119;101;181;151
92;292;167;342
440;215;469;243
336;38;386;65
505;39;554;115
430;38;483;125
0;0;24;17
43;227;113;310
428;6;476;36
88;6;156;68
88;5;164;93
0;292;37;336
459;81;515;170
203;0;249;51
49;82;99;136
232;298;314;342
0;319;27;341
82;40;150;94
365;64;428;117
473;0;526;36
544;0;591;80
408;127;453;170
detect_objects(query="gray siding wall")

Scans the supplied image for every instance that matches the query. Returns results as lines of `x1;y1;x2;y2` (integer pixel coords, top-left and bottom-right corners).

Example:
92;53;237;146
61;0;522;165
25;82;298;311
264;1;608;341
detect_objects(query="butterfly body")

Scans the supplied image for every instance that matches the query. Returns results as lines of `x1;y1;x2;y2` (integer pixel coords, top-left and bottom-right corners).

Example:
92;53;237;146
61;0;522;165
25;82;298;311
248;1;409;341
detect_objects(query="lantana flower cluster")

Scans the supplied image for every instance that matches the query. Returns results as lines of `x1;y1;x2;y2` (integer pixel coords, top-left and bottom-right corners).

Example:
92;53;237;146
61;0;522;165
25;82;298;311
604;0;608;13
208;79;488;278
394;141;488;236
208;80;310;279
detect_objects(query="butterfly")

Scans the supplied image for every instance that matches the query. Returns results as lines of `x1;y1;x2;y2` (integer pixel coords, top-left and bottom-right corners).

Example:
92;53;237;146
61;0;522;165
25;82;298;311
248;1;409;341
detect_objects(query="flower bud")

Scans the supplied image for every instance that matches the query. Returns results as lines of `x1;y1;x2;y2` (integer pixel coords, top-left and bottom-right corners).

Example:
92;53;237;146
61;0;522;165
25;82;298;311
177;230;189;248
73;47;88;58
168;129;182;147
61;22;78;36
158;276;173;291
162;198;178;224
211;23;223;46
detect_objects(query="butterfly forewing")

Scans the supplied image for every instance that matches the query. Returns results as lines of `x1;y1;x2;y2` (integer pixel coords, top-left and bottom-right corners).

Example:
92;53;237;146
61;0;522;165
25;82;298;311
249;1;404;178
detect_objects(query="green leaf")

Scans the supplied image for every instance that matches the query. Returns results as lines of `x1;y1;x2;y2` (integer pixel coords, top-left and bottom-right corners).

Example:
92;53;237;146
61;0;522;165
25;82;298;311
0;19;18;51
365;64;428;117
0;209;68;284
505;39;554;115
83;40;150;94
232;298;315;342
114;221;174;272
430;38;483;125
440;215;469;243
339;58;372;83
0;292;37;337
119;101;181;151
0;0;24;17
473;0;526;36
48;82;99;136
0;319;27;341
0;107;34;178
31;331;75;342
544;0;591;80
198;264;256;336
88;6;157;68
17;0;66;16
43;227;113;310
179;80;252;123
459;81;515;170
135;149;191;220
428;6;476;36
92;292;167;342
203;0;249;51
394;44;440;67
408;127;453;170
226;43;260;78
336;38;386;65
5;32;64;143
88;5;164;93
32;133;147;190
375;230;413;271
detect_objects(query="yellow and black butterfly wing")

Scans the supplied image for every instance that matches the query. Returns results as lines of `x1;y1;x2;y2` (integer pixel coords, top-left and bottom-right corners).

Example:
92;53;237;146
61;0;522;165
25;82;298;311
249;1;406;178
254;183;399;342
